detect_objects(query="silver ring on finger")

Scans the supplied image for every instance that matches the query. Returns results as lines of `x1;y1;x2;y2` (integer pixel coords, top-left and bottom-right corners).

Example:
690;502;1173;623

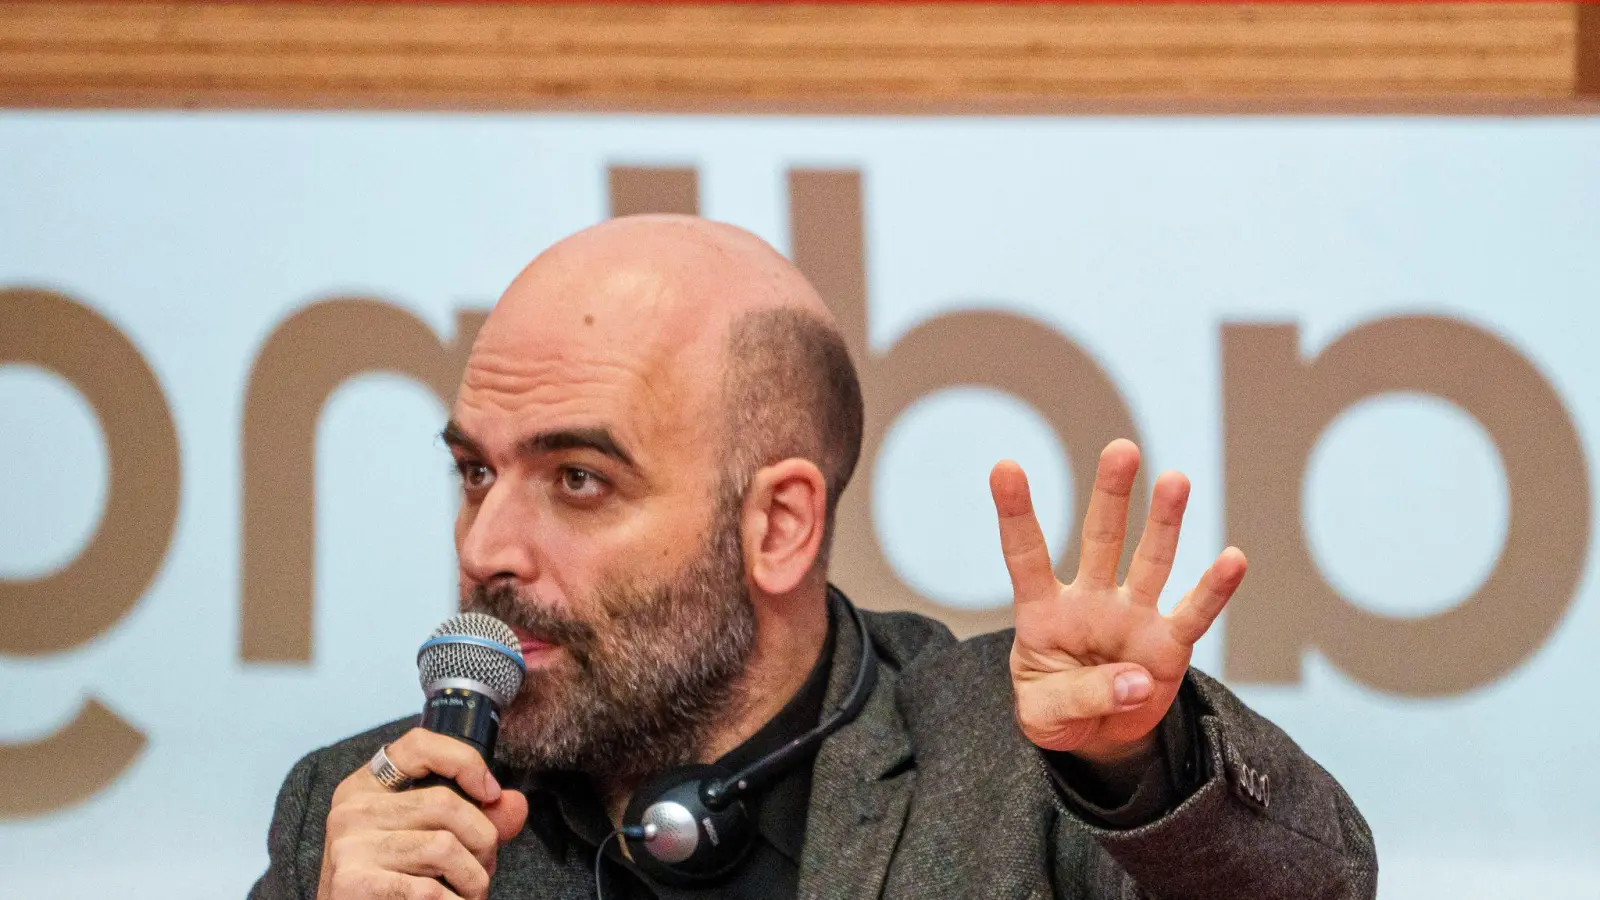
368;743;415;792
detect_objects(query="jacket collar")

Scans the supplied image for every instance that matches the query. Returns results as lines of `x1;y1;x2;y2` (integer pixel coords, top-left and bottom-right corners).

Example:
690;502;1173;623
796;588;917;900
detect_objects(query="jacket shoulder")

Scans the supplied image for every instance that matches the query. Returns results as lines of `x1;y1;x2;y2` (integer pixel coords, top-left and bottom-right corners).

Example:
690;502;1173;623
902;625;1013;685
858;607;958;670
892;627;1026;774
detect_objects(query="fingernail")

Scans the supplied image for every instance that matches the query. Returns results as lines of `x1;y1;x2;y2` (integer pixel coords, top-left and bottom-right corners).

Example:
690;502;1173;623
483;770;501;801
1114;671;1152;706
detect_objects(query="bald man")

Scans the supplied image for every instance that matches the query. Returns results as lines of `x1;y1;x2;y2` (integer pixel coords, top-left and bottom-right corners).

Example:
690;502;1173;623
251;217;1375;900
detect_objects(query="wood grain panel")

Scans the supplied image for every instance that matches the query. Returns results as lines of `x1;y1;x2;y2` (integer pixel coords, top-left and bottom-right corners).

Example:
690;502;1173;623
0;3;1588;110
1579;2;1600;97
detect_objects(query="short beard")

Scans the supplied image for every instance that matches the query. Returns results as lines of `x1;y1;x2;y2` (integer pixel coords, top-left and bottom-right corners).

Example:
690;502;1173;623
464;482;756;791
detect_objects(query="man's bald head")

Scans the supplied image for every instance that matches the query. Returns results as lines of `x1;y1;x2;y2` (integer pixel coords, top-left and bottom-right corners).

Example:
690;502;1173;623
467;214;863;561
493;214;836;343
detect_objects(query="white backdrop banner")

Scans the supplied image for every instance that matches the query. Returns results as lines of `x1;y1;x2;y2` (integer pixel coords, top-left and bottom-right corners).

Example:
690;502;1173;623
1;112;1597;898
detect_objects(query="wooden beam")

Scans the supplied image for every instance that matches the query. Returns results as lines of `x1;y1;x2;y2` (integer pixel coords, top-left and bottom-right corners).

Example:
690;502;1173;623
0;3;1588;111
1578;2;1600;97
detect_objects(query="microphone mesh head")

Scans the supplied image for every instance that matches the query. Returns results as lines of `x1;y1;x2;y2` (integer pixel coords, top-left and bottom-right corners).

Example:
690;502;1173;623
417;612;525;709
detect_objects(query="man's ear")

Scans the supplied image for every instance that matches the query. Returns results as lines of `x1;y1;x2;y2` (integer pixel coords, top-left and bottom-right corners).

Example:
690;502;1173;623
741;458;827;596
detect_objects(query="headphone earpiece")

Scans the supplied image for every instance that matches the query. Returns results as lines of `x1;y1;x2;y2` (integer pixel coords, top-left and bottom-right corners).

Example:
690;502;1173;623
622;764;754;884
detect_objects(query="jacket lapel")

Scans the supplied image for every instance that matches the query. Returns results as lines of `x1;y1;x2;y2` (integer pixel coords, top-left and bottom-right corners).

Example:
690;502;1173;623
796;602;916;900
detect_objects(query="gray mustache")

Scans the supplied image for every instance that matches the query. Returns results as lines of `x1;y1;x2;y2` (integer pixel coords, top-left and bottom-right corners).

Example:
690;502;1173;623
464;582;595;654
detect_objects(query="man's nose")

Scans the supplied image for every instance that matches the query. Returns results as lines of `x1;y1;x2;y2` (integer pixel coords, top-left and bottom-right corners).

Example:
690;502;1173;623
457;482;539;585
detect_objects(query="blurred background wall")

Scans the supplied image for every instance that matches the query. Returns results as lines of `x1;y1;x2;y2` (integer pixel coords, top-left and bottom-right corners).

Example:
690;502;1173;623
3;3;1599;899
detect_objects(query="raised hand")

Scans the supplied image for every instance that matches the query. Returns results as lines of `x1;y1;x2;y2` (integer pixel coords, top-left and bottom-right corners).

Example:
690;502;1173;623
993;439;1247;765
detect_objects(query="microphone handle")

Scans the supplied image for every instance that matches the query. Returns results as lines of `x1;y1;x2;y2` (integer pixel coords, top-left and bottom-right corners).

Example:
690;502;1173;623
413;686;501;802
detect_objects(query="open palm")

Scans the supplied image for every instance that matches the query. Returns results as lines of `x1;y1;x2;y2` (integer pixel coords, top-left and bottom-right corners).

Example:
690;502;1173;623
992;439;1248;765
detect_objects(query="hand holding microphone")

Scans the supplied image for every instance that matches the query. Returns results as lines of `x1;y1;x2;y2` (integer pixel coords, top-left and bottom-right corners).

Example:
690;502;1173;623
317;614;529;900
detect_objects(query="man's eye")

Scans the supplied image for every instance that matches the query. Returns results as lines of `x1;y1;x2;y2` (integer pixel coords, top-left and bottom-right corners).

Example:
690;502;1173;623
457;461;495;490
559;467;606;498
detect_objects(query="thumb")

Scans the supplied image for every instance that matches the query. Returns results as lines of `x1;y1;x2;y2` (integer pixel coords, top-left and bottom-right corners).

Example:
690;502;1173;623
483;789;529;846
1023;663;1154;728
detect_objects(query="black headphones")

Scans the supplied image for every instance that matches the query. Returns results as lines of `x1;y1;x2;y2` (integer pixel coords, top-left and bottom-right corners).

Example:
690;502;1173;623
615;592;879;885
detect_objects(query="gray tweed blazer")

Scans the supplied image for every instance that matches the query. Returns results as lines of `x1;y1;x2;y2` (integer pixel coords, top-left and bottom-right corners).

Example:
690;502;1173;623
250;607;1376;899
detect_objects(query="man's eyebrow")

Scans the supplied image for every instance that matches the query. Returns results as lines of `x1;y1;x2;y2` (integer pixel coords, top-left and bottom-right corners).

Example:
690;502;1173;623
440;420;481;454
520;428;637;469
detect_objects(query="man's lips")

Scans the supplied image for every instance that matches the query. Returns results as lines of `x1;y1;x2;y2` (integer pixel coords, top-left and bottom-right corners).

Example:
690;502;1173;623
509;626;559;658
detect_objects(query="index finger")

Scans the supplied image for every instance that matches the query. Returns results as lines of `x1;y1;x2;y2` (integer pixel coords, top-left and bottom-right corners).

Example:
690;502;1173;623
990;460;1059;604
359;728;502;805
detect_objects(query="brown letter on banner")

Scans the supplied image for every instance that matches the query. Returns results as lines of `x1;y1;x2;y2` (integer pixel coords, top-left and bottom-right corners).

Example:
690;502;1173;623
0;288;180;653
0;698;146;818
1222;318;1590;696
791;170;1146;638
240;300;485;662
243;162;692;664
610;166;699;218
0;288;170;816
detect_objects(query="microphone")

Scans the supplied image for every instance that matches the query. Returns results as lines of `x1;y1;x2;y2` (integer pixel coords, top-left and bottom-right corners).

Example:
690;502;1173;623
412;612;526;795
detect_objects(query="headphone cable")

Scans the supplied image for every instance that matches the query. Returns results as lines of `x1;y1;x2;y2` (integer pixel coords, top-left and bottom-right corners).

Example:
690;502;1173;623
594;829;621;900
595;824;657;900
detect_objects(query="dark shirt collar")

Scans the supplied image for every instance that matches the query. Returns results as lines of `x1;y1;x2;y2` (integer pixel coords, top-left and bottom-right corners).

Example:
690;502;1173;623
517;597;839;875
727;602;836;863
